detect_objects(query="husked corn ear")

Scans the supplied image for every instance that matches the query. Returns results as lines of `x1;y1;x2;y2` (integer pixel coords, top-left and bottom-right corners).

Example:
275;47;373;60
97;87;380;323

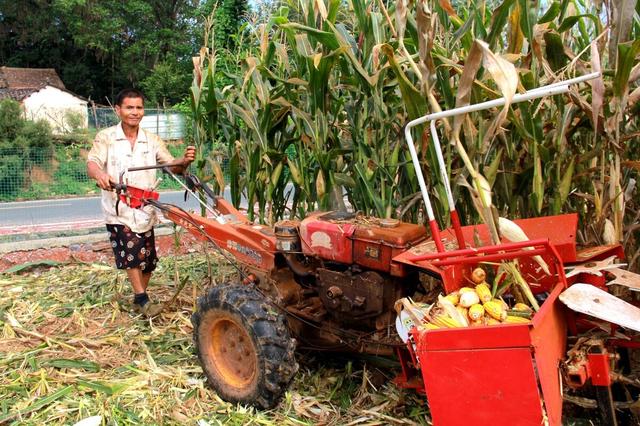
506;309;532;319
484;316;501;325
422;323;441;330
431;314;464;328
468;304;485;321
459;287;475;294
484;300;507;321
498;217;551;275
475;283;492;303
492;298;509;311
444;292;460;305
456;305;468;319
459;291;480;308
471;267;486;284
505;315;530;324
513;303;533;313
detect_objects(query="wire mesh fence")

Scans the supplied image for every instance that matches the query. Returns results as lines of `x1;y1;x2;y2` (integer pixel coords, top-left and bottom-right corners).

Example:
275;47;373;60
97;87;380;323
0;142;204;203
0;107;191;205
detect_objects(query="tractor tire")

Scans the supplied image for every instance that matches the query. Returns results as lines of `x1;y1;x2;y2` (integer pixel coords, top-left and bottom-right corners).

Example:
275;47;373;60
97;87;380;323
191;283;298;409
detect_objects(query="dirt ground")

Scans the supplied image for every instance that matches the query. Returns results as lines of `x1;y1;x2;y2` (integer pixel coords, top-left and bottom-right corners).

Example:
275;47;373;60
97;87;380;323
0;232;202;273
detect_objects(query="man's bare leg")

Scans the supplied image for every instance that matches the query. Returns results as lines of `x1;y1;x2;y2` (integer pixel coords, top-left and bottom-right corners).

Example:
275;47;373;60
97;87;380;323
142;272;152;292
126;268;146;294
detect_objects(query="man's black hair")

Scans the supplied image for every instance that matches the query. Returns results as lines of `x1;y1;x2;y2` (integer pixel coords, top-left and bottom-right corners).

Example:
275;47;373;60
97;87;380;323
115;88;145;106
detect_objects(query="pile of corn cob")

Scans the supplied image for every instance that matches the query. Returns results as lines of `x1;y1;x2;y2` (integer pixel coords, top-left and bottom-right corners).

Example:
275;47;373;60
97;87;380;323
431;267;534;328
403;267;535;331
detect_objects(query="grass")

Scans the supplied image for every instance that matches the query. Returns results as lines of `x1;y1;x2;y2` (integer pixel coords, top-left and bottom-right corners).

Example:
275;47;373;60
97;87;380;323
0;253;430;425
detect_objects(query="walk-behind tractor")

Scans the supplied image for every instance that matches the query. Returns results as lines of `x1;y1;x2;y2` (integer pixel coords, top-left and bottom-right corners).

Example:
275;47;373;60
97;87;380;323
111;73;640;425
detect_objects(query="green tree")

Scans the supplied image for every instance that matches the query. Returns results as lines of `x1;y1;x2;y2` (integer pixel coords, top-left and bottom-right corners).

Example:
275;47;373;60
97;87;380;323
140;59;193;107
0;99;53;197
0;99;24;139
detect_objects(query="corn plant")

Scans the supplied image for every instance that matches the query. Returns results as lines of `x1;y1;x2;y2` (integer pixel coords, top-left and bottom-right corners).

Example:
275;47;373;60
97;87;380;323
196;0;639;267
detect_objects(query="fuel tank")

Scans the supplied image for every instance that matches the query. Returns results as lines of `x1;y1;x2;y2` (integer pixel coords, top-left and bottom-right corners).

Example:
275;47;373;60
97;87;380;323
299;211;428;275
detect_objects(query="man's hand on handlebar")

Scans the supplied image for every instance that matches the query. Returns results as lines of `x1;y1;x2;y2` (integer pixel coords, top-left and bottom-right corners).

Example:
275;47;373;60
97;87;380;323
183;145;196;167
96;171;114;191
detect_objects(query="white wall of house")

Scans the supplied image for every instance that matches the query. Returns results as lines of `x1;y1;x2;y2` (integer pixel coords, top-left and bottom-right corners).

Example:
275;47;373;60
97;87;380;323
22;86;88;134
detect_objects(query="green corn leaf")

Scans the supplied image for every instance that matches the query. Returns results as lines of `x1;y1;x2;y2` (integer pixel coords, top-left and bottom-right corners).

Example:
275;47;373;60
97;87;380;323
4;260;62;274
380;44;427;119
557;14;598;32
0;385;73;423
46;359;101;372
77;379;114;395
543;32;568;71
283;23;339;50
484;148;504;187
334;173;356;188
558;158;575;207
518;0;534;45
613;40;640;98
538;1;561;23
487;0;517;48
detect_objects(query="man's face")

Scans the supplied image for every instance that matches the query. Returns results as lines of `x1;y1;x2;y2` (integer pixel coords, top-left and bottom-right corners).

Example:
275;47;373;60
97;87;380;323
115;96;144;128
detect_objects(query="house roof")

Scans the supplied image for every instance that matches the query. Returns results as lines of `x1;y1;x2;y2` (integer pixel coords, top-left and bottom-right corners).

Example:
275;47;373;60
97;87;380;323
0;88;39;101
0;67;65;90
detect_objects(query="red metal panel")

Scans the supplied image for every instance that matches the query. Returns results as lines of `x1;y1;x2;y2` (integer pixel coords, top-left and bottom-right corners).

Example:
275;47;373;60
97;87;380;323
165;207;277;271
415;324;532;351
353;240;392;272
420;348;543;426
299;213;355;263
530;283;567;426
352;220;427;247
588;353;612;386
574;244;625;263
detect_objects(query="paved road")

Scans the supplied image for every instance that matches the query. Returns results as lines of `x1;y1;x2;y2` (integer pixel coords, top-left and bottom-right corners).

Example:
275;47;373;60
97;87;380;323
0;190;222;235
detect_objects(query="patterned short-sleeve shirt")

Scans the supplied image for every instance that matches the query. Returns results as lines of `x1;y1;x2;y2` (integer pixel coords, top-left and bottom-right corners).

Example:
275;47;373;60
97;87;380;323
87;123;174;233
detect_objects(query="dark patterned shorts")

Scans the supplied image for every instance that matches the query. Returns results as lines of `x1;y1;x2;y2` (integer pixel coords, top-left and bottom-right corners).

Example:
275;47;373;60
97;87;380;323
106;224;158;273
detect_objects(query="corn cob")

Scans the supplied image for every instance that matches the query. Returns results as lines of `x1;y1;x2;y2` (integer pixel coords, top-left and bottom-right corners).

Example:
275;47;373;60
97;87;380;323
484;300;507;321
437;295;469;326
504;315;530;324
459;291;480;308
468;304;485;321
498;217;550;275
492;298;509;311
484;316;501;325
456;305;468;319
506;309;533;319
513;303;533;313
444;292;460;305
475;283;492;303
471;267;486;284
430;314;463;328
421;323;441;330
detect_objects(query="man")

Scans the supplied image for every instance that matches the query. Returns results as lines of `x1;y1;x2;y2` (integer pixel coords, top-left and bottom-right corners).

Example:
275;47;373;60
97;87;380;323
87;88;196;316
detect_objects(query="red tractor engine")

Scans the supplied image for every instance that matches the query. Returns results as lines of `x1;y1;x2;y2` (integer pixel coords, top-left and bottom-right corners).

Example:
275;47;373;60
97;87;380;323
273;211;428;329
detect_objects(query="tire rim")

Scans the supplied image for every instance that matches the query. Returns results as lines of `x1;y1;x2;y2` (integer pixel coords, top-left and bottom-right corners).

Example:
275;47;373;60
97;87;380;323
202;313;257;390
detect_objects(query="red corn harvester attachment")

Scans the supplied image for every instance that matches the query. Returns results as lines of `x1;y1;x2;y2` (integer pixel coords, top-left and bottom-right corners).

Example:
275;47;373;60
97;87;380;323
391;71;640;426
